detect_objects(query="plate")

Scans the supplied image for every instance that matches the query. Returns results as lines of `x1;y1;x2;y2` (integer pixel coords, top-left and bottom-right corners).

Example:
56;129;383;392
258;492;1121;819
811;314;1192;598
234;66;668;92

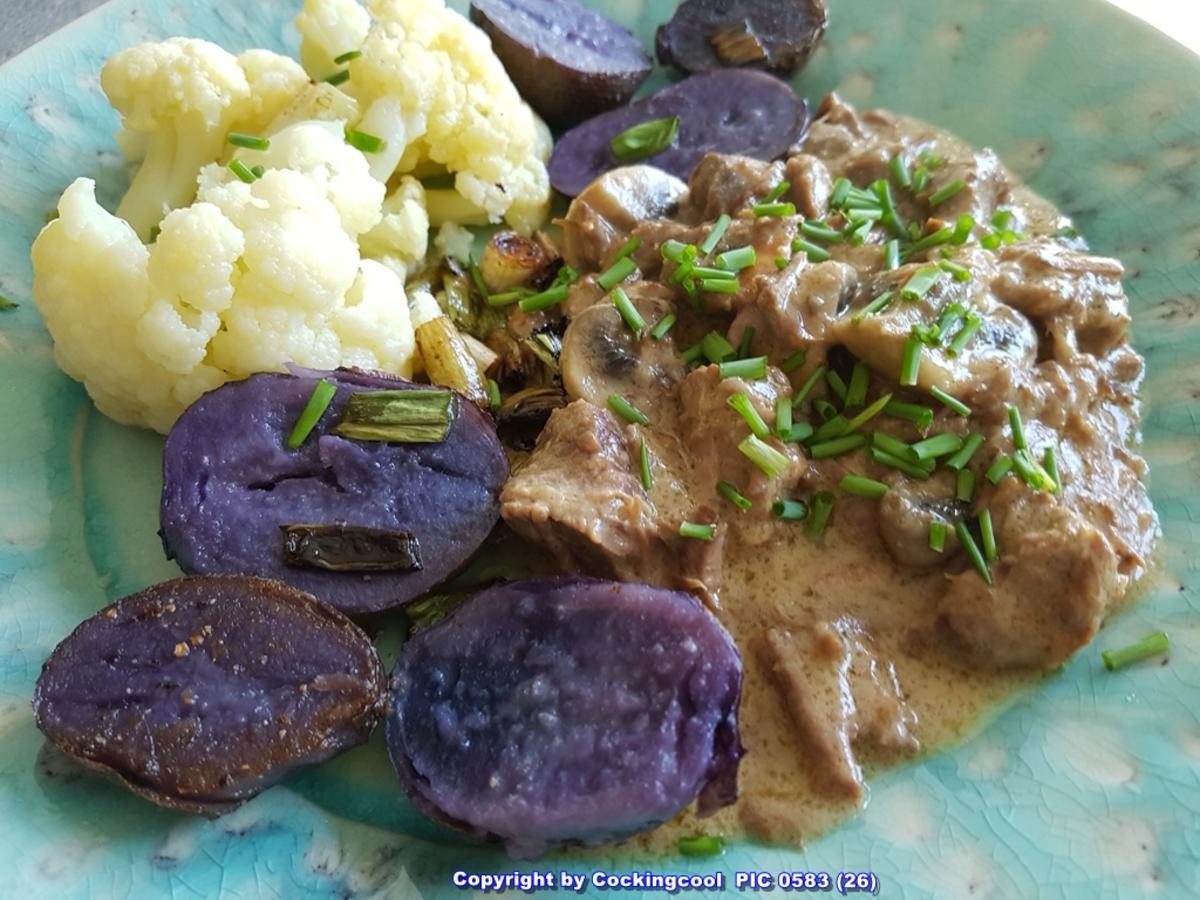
2;0;1199;896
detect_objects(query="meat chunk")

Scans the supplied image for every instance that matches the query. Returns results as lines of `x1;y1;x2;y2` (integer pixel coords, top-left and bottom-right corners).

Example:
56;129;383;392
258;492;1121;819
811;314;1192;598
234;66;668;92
877;471;965;569
684;153;786;221
784;153;834;219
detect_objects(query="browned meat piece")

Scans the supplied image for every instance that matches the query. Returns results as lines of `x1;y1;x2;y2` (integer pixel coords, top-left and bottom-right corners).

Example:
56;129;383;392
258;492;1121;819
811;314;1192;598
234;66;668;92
559;165;689;271
784;153;834;219
760;621;918;799
877;470;965;569
684;153;786;222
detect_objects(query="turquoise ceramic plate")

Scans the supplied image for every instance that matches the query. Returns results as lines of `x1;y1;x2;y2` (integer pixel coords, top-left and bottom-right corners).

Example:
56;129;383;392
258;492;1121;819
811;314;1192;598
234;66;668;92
2;0;1198;896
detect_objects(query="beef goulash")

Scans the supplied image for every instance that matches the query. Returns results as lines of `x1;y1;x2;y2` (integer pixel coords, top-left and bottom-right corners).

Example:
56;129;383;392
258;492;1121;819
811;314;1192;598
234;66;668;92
500;93;1158;846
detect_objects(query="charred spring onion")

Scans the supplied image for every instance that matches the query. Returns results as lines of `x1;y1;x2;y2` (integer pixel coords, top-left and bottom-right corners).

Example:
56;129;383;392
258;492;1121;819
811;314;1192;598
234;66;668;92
333;389;457;443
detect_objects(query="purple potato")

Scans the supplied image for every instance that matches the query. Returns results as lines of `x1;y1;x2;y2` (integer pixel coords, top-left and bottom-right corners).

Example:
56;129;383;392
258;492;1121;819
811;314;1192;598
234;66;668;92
386;577;744;857
656;0;828;76
470;0;652;127
160;369;509;615
34;576;385;815
549;69;809;196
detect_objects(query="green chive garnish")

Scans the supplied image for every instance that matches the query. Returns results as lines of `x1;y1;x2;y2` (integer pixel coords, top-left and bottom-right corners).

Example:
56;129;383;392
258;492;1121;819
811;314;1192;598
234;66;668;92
739;434;790;477
905;225;955;256
728;393;770;439
884;399;934;430
772;499;809;520
845;363;869;409
333;49;362;64
702;331;736;363
611;287;645;335
737;326;755;359
1008;407;1027;450
801;220;842;243
487;378;501;413
950;214;975;245
661;239;692;263
775;395;793;438
701;277;739;294
718;481;752;511
840;474;888;499
781;349;807;373
872;447;932;479
929;179;966;207
700;214;731;255
900;335;923;386
883;239;900;270
872;432;912;459
852;291;894;322
939;259;972;282
323;69;351;86
805;491;835;539
979;508;997;561
985;454;1014;484
889;154;911;189
956;468;976;502
345;128;386;153
825;369;848;402
793;238;831;262
678;834;725;857
829;177;852;208
614;236;641;261
811;414;851;443
148;225;161;244
607;394;649;426
715;245;757;271
649;313;676;341
250;165;265;178
935;304;966;342
776;255;790;270
764;180;791;203
1102;631;1169;671
911;166;929;194
931;385;970;417
1013;449;1058;492
782;422;814;443
752;201;796;217
929;521;947;552
945;433;985;471
809;434;867;459
955;521;993;585
719;356;768;380
610;116;680;162
679;521;716;541
946;313;983;356
287;379;337;449
845;392;893;433
639;436;653;491
909;432;963;461
519;283;568;312
1044;446;1061;493
229;159;258;183
227;132;270;151
597;256;637;290
486;290;523;307
792;365;827;408
901;265;943;301
872;178;909;239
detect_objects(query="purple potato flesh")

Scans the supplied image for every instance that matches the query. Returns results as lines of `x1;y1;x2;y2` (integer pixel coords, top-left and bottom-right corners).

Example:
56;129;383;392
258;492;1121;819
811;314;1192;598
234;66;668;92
160;369;509;615
386;577;744;857
656;0;829;76
549;69;810;196
33;576;385;815
470;0;652;127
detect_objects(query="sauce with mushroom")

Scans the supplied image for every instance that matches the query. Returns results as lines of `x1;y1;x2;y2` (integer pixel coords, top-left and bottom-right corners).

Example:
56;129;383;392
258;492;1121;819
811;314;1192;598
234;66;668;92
500;93;1158;847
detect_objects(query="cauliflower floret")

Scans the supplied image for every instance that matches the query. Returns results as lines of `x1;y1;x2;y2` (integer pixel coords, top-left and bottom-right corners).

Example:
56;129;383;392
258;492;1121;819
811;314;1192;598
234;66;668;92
32;128;416;433
296;0;371;81
102;38;306;240
360;175;429;278
307;0;551;233
433;221;474;264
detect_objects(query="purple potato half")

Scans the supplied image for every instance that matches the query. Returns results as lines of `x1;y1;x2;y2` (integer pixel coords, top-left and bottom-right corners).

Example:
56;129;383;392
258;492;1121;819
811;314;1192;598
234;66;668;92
549;69;809;196
656;0;829;76
34;576;385;815
160;369;509;615
470;0;652;127
386;577;744;857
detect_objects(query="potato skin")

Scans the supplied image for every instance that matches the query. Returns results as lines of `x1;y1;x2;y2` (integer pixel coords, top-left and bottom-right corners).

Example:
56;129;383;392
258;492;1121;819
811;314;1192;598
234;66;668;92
33;576;385;816
470;0;652;127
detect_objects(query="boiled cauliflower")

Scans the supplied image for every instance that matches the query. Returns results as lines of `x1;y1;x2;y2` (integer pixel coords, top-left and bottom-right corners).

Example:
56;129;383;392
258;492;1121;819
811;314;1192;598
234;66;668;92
101;38;307;240
32;121;416;433
297;0;552;233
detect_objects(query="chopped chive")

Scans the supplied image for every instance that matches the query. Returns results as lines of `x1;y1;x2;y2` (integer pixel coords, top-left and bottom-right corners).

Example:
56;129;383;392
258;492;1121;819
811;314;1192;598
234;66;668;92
227;132;270;151
681;341;705;365
991;209;1014;231
1044;446;1061;493
468;256;489;301
900;335;923;386
611;286;645;335
229;159;258;183
323;69;351;85
901;265;943;301
649;313;676;342
912;321;941;346
772;499;809;520
718;481;752;511
872;178;909;239
597;256;637;290
805;491;835;539
1008;407;1027;450
929;179;966;207
680;521;717;541
699;214;731;255
918;150;943;169
911;166;930;194
793;365;827;408
487;378;501;413
781;349;807;373
979;508;997;561
728;393;770;439
945;433;985;471
678;834;725;857
825;369;848;402
661;239;692;263
955;521;993;585
250;165;265;178
715;245;757;271
752;201;797;217
929;521;948;552
883;239;901;270
809;434;867;459
890;154;912;189
931;385;970;417
845;392;893;433
792;238;831;262
719;356;768;380
801;220;843;243
939;259;972;281
776;255;790;270
840;474;889;499
909;432;963;461
845;363;870;409
811;414;851;443
344;128;386;153
904;226;955;256
783;421;814;443
148;225;161;244
702;331;736;363
1102;631;1169;671
612;237;641;263
639;436;653;491
947;313;984;356
985;454;1014;484
739;434;790;477
486;290;523;307
1013;449;1058;492
610;116;680;162
935;303;966;341
872;432;911;458
333;49;362;64
956;467;976;502
701;277;740;294
688;265;737;280
775;395;793;438
286;379;337;448
736;327;755;360
763;180;791;203
845;217;874;246
852;291;895;322
829;177;852;208
884;400;934;431
951;213;975;245
607;393;650;426
519;283;568;312
872;447;933;479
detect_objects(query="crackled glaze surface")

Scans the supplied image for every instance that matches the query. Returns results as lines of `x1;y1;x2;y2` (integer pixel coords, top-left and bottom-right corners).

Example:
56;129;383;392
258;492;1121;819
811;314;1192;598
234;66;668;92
1;0;1198;897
